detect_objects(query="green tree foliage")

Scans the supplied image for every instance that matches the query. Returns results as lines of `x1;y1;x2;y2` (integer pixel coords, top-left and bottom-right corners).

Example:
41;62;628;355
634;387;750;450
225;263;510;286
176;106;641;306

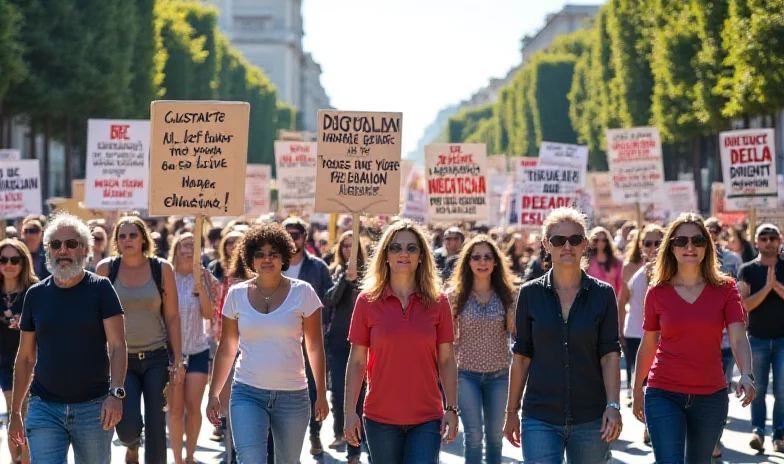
530;54;579;147
445;104;494;143
0;0;25;99
276;102;298;131
465;117;499;154
128;0;161;119
156;1;207;100
720;0;784;117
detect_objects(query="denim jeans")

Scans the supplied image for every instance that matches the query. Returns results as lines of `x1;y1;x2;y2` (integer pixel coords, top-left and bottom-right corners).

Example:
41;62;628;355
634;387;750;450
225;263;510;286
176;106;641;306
520;416;610;463
26;394;113;464
364;417;441;464
623;337;641;392
644;387;728;463
749;335;784;440
229;382;310;464
327;336;365;457
457;368;508;464
116;347;169;464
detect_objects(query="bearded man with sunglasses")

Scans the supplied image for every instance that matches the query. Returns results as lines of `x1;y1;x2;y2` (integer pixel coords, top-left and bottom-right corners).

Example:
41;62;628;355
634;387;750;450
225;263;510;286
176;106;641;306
739;223;784;452
8;212;126;464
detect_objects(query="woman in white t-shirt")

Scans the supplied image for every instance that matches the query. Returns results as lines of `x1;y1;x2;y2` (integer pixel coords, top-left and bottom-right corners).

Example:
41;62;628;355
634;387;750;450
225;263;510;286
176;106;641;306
206;223;329;464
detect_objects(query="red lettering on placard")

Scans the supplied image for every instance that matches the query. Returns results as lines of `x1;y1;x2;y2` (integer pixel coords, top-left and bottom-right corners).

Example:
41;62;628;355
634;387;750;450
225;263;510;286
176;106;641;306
730;147;772;165
428;177;486;195
521;195;573;210
109;125;130;140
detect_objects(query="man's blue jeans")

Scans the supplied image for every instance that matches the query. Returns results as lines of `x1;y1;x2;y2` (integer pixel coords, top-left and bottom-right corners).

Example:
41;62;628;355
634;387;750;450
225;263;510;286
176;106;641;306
520;416;611;463
25;394;113;464
458;368;507;464
364;417;441;464
644;387;728;463
750;335;784;441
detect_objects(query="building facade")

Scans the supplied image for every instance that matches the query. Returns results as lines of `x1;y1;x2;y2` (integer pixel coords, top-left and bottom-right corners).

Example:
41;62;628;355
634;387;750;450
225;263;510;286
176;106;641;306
521;4;601;64
202;0;331;131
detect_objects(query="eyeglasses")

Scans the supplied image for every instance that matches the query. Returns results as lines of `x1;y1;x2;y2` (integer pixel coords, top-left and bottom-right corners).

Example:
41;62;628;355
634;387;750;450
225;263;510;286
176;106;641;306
118;232;139;241
287;231;302;241
643;240;662;248
388;243;420;254
254;250;281;260
548;235;585;247
672;235;708;248
758;235;781;243
470;253;494;262
23;228;41;235
49;239;80;250
0;257;22;265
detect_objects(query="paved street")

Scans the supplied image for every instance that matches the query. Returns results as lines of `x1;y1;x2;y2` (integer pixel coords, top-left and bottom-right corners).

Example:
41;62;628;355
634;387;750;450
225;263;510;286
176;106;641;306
0;378;782;463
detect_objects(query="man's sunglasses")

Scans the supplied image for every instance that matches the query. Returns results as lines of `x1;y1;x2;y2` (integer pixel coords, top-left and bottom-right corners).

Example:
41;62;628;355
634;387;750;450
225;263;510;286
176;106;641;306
548;235;585;247
48;239;80;250
470;253;494;262
92;236;105;243
672;235;708;248
23;228;41;234
643;240;662;248
287;231;302;241
388;243;420;254
0;257;22;265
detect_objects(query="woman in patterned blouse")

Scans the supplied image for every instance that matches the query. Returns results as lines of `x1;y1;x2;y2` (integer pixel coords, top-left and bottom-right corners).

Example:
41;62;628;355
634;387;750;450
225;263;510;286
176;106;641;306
447;234;516;464
168;232;220;464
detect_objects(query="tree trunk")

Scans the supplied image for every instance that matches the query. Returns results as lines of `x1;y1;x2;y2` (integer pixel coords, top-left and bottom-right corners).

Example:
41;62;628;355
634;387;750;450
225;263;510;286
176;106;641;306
28;118;36;161
692;136;703;213
743;114;750;129
43;115;52;199
65;116;73;197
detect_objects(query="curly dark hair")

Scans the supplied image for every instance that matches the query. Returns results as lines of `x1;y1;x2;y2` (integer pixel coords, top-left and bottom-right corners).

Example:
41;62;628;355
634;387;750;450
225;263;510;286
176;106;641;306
236;223;297;274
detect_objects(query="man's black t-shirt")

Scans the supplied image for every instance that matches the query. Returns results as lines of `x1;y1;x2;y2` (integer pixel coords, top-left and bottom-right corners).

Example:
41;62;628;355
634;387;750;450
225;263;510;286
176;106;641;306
740;259;784;339
20;272;124;403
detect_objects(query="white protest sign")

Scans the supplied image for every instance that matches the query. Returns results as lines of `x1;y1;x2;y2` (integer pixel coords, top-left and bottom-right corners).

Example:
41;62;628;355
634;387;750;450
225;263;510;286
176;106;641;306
0;160;42;218
274;141;317;213
0;150;20;161
514;163;580;227
425;144;489;222
488;173;511;226
538;141;587;188
664;180;698;219
720;128;778;210
401;167;428;224
85;119;150;210
605;127;665;204
245;164;271;216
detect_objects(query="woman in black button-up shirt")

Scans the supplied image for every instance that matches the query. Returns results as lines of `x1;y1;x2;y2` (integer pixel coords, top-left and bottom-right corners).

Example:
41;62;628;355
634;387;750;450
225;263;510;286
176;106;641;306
503;207;622;463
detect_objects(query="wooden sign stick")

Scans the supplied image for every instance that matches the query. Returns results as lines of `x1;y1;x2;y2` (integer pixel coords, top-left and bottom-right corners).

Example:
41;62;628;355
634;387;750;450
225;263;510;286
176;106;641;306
348;213;360;277
193;215;204;272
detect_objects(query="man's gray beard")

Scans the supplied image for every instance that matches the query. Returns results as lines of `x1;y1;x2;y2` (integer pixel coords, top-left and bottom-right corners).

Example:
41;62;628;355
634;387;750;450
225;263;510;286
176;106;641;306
46;255;86;281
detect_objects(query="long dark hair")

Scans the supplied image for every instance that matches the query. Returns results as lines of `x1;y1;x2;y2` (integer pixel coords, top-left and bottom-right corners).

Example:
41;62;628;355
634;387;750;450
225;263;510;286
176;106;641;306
589;226;620;272
447;235;515;326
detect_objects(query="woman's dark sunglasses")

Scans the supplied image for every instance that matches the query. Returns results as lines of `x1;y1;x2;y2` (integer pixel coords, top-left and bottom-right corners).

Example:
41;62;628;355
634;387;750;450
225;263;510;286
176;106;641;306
254;250;281;260
388;243;420;254
0;257;22;265
470;253;494;262
49;239;80;250
672;235;708;248
643;240;662;248
548;235;585;247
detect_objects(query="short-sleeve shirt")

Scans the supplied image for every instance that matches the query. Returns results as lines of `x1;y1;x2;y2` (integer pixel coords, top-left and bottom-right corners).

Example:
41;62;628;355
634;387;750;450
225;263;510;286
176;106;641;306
739;259;784;339
643;281;745;395
348;288;454;426
223;278;321;391
20;273;124;403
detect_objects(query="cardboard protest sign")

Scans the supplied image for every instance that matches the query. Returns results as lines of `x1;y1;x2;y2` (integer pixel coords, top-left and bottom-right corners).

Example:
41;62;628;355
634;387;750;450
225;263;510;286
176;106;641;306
0;160;42;218
664;180;698;219
274;141;317;212
245;164;271;216
487;155;509;175
315;110;403;214
0;150;20;161
148;101;249;217
586;172;637;223
719;129;777;210
425;144;488;222
46;198;107;223
85;119;150;210
72;180;85;202
538;142;587;188
605;127;665;204
401;167;428;224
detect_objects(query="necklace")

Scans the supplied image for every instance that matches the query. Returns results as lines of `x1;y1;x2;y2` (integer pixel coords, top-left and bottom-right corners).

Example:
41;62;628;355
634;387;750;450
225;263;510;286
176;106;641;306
256;278;283;313
2;290;19;310
472;290;493;306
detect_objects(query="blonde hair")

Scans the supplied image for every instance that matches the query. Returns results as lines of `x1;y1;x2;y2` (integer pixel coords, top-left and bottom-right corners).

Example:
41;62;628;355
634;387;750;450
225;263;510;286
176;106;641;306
651;213;732;287
110;215;156;258
0;239;38;291
360;219;441;306
168;232;194;270
541;207;587;238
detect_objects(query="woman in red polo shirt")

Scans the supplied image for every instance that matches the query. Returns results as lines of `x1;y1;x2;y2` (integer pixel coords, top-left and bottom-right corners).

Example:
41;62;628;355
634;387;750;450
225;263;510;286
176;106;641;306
344;220;458;463
633;213;755;463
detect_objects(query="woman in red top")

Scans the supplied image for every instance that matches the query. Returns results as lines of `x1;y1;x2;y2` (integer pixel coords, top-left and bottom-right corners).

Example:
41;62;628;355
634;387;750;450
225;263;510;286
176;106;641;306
633;213;755;463
344;220;458;463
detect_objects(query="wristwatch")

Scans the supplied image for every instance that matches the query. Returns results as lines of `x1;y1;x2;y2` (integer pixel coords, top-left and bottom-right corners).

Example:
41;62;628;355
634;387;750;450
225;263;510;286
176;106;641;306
445;405;460;415
606;402;621;411
109;387;126;400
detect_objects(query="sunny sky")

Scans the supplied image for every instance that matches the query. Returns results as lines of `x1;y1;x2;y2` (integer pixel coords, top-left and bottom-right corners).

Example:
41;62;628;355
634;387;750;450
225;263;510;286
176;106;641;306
302;0;604;156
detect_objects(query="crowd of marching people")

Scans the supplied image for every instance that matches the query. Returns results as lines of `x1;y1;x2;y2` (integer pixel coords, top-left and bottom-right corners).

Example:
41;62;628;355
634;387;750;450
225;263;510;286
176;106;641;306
0;206;781;463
